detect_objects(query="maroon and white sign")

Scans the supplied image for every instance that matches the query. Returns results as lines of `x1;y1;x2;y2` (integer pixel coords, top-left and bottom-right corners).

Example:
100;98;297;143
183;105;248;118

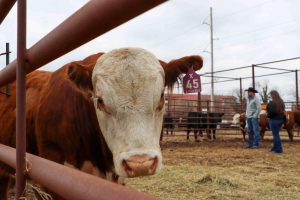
183;67;201;93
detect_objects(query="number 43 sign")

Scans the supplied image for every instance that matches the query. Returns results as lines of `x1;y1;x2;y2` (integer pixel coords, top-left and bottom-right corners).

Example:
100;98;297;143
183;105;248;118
183;67;201;93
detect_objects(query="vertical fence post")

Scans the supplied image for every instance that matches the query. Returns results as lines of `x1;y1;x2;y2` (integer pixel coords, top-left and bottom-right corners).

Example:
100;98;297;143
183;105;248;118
296;70;299;110
5;42;10;95
252;64;255;89
197;92;201;111
206;100;210;137
239;78;243;112
16;0;27;198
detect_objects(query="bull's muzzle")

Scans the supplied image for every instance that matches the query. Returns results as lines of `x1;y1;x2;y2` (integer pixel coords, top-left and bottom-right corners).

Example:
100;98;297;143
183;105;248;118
122;155;158;178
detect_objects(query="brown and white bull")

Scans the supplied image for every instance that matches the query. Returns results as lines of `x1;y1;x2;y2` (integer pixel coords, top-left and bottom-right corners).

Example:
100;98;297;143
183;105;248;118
0;47;203;198
232;110;294;141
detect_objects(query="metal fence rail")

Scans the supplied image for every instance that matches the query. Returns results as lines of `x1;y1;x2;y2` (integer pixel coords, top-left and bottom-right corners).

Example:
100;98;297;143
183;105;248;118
0;0;166;199
161;96;300;137
0;144;158;200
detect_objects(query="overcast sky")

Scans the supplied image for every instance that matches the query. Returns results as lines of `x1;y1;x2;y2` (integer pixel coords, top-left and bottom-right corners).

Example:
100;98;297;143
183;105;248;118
1;0;300;100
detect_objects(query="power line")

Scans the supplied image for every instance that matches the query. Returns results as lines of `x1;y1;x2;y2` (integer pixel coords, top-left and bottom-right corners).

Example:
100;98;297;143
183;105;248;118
214;27;300;51
219;17;300;40
214;0;276;22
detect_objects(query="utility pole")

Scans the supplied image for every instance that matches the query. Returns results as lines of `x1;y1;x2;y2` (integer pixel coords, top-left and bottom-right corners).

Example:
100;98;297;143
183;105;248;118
210;7;214;111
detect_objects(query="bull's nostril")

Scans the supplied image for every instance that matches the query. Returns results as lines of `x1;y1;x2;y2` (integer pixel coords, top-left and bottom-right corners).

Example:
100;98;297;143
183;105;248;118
122;160;135;177
149;156;158;173
122;156;159;177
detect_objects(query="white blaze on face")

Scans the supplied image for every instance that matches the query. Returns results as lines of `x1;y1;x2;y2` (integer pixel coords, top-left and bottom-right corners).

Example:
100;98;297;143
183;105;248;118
232;114;241;124
92;48;164;178
260;110;267;115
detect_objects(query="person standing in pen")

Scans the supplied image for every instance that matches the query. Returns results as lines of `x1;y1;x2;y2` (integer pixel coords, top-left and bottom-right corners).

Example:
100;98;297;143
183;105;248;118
267;90;285;153
245;87;261;148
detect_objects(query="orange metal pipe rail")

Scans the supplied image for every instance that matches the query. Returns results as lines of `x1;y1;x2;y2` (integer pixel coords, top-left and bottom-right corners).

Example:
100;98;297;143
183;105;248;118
0;0;17;24
0;144;159;200
0;0;167;87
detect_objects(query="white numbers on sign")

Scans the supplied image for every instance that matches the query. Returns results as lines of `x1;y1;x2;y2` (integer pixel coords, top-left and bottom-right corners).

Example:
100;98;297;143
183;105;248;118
186;79;199;89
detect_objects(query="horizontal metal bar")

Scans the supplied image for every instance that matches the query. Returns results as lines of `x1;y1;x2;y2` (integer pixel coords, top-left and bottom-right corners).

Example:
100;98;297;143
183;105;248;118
242;71;292;79
0;90;11;95
202;79;238;85
255;56;300;66
201;65;251;75
0;0;17;24
255;65;295;72
0;51;11;56
0;144;158;200
0;0;166;87
200;74;239;80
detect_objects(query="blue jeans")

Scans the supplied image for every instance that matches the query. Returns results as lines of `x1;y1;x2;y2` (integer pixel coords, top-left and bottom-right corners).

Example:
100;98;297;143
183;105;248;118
247;118;260;147
268;119;283;152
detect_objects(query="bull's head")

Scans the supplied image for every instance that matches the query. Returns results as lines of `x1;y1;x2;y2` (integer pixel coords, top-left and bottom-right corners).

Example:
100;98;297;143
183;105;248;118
71;48;203;178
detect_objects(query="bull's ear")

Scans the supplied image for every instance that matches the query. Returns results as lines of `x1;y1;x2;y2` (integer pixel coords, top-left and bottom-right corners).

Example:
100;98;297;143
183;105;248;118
67;53;104;90
162;55;203;89
67;63;93;90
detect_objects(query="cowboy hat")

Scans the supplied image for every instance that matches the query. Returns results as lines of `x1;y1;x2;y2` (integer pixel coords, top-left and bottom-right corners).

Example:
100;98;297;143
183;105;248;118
245;87;258;93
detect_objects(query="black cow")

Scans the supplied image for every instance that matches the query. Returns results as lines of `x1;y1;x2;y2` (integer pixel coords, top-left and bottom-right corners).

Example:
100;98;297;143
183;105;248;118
162;114;174;135
187;112;224;141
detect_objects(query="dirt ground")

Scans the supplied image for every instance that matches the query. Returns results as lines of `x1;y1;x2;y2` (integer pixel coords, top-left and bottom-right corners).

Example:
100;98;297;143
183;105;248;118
6;131;300;200
127;131;300;200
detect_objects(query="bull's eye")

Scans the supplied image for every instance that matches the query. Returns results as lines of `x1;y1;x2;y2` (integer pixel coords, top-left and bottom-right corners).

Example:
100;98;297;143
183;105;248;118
157;92;165;110
91;96;106;112
95;97;111;114
97;97;105;110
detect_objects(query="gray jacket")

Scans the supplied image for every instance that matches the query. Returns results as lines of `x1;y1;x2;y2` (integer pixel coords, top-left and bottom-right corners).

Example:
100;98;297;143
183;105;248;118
246;95;261;118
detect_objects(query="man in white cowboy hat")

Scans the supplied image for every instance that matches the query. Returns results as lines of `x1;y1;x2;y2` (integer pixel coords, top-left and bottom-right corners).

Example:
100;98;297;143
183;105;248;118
245;87;261;148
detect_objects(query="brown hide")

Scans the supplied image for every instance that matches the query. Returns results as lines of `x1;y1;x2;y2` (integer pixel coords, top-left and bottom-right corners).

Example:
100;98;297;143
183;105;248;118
239;112;294;141
259;113;268;139
0;53;112;199
0;50;203;198
261;112;294;141
284;111;297;141
34;53;114;172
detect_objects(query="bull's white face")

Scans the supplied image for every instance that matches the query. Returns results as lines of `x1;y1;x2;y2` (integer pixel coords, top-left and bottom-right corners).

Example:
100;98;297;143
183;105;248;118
91;48;164;178
232;114;241;124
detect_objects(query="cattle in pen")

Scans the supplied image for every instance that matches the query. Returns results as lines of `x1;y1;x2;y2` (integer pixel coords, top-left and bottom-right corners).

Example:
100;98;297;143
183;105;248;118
186;112;224;141
0;47;203;199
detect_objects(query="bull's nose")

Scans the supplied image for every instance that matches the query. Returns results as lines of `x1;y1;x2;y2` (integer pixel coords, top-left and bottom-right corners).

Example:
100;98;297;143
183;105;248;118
122;155;158;178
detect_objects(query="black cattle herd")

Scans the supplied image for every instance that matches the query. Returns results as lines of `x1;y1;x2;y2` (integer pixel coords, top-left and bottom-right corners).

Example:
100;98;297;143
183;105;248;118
161;112;225;141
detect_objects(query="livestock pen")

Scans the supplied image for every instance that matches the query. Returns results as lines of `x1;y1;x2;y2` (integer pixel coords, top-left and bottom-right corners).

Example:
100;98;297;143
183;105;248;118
161;56;300;142
161;93;300;141
0;0;166;199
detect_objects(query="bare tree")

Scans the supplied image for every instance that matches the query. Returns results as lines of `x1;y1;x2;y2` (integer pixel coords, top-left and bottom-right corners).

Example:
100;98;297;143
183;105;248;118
230;88;246;112
256;80;269;103
231;88;245;103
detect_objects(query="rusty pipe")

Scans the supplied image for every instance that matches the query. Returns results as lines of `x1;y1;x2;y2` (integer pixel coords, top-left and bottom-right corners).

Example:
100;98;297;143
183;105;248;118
0;0;17;24
0;144;159;200
0;0;167;87
16;0;27;198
